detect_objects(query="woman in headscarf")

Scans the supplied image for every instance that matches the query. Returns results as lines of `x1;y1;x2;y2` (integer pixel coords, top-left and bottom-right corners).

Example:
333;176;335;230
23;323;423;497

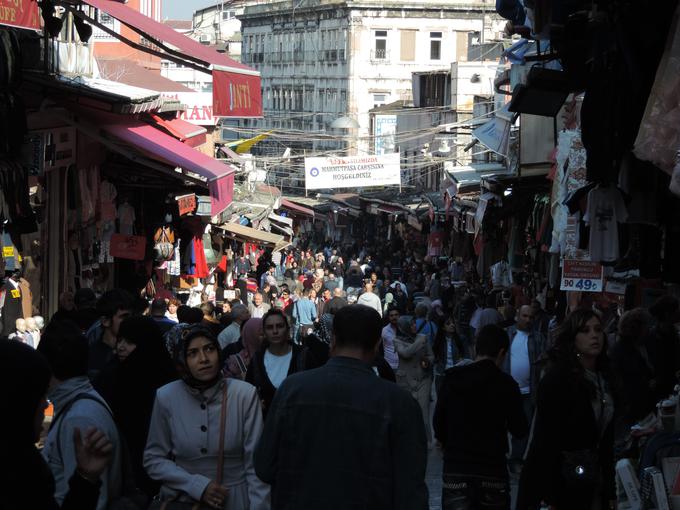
144;325;270;509
93;316;178;499
0;340;112;509
224;318;263;380
382;292;395;316
394;315;435;448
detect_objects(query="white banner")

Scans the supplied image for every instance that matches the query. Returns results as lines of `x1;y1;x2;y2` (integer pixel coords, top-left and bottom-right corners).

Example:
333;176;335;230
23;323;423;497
161;92;217;126
304;153;401;190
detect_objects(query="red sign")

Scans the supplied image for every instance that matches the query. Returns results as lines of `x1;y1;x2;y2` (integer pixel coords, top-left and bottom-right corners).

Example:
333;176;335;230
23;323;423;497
176;193;196;216
212;70;262;118
110;234;146;261
0;0;41;31
561;259;603;293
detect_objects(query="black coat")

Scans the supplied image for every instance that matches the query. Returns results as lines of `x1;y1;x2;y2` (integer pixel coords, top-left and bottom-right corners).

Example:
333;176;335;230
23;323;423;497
517;366;615;509
245;343;308;418
609;340;656;426
254;356;428;510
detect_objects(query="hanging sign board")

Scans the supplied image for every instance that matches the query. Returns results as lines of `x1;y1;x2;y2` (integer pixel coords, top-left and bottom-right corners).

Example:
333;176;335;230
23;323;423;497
304;153;401;190
110;234;146;261
176;193;197;216
561;259;603;293
0;0;41;31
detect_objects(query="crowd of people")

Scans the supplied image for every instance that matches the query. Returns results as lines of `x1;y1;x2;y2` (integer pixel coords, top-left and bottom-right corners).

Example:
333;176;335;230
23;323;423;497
2;238;680;510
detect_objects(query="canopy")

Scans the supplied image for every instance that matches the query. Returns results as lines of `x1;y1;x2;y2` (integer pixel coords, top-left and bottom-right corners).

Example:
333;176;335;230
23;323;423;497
77;0;262;117
219;222;285;248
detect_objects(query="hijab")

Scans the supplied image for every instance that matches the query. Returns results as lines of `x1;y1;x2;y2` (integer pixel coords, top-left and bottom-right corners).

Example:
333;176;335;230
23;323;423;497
174;325;224;389
318;313;334;344
225;318;263;379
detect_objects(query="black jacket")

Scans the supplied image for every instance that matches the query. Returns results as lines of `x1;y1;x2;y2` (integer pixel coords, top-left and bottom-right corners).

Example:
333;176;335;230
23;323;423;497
517;366;615;509
255;356;428;510
433;359;528;478
609;340;656;426
245;343;308;418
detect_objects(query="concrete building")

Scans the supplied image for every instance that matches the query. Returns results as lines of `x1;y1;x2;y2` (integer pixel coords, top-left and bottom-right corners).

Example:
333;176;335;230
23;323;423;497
239;0;505;191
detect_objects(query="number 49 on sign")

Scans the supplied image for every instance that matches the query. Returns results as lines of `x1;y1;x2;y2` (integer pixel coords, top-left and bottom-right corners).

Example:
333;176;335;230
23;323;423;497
561;278;600;292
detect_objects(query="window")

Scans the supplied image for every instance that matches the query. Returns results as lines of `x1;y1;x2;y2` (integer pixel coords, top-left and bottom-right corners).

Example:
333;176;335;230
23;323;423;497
430;32;442;60
400;30;416;61
374;30;387;59
373;94;387;108
222;10;236;20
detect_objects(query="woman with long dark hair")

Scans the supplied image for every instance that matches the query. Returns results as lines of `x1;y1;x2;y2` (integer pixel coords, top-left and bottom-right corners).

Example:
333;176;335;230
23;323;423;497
432;315;467;395
245;309;308;417
517;309;615;510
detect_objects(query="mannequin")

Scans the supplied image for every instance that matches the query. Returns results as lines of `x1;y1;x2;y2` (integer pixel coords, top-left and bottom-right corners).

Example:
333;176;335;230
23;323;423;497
34;315;44;331
118;197;136;235
0;270;24;337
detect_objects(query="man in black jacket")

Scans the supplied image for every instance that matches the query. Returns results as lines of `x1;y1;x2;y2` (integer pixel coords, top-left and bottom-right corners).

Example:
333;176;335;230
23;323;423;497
255;304;428;510
433;324;528;510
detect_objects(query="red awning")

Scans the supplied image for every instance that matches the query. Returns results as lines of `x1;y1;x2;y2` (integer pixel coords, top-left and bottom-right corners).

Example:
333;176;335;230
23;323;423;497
149;114;207;147
280;199;315;218
83;110;235;215
79;0;262;118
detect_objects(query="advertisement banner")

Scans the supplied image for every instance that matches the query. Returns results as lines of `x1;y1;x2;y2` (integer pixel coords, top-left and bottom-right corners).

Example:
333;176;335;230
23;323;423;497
0;0;41;31
110;234;146;261
162;92;217;126
374;115;396;155
304;153;401;190
560;259;603;293
212;70;263;118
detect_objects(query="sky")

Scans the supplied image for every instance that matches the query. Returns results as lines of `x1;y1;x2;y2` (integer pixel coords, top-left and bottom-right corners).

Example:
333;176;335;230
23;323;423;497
163;0;217;20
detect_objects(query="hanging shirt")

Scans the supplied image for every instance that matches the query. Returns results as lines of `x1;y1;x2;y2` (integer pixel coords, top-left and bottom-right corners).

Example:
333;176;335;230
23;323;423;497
583;186;628;262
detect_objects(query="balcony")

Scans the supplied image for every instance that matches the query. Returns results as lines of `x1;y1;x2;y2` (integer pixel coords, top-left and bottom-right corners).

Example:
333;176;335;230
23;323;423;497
370;49;390;62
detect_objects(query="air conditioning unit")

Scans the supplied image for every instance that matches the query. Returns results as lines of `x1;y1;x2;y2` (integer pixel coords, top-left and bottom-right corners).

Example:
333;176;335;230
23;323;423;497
199;34;210;44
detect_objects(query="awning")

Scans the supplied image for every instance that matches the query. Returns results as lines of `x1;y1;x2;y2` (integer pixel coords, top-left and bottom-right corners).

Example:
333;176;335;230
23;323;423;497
96;58;193;93
219;222;285;247
280;199;315;218
73;108;235;215
74;0;262;118
148;114;207;147
268;212;293;227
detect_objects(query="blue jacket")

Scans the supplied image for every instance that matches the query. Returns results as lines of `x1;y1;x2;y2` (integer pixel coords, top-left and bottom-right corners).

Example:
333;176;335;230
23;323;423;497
255;357;429;509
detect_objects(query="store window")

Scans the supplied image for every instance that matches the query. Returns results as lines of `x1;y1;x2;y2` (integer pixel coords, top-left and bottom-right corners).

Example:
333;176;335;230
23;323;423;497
430;32;442;60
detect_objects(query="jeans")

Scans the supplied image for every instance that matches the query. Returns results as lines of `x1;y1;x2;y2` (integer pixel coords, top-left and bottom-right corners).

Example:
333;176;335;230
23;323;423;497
442;474;510;510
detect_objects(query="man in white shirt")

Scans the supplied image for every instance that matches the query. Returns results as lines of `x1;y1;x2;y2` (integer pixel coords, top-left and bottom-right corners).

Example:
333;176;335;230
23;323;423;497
248;293;270;319
381;307;400;370
217;304;250;349
357;283;382;317
502;305;545;472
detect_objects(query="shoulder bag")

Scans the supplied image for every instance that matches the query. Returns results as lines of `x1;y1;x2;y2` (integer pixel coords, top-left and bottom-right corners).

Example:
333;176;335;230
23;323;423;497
148;381;229;510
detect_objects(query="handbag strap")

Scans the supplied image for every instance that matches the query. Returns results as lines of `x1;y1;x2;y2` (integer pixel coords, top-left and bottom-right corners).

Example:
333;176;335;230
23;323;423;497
216;380;228;485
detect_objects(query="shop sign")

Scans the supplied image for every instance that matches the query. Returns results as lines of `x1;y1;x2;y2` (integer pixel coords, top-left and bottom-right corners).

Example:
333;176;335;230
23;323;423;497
176;193;197;216
0;0;41;31
110;234;146;261
304;153;401;190
161;92;217;126
561;259;603;293
212;70;263;118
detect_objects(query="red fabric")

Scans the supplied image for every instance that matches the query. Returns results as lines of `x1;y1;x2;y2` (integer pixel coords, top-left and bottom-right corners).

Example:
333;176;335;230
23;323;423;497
216;255;228;273
193;237;209;278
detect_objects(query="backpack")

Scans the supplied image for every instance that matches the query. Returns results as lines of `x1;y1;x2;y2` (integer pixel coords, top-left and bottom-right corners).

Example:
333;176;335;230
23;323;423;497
53;392;148;510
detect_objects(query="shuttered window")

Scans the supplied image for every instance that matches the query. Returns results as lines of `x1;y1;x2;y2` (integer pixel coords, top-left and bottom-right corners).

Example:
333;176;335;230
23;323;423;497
401;30;416;61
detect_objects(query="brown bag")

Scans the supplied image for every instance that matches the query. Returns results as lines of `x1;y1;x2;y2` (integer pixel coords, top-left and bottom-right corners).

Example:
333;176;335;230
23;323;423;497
148;382;229;510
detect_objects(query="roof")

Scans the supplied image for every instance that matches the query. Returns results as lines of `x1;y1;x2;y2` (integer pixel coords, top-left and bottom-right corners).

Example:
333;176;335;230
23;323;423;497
369;100;411;114
219;222;285;247
163;19;193;30
96;58;194;93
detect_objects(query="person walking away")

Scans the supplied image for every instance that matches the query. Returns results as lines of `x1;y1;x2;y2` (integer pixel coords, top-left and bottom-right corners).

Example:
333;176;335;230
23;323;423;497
434;325;528;510
291;288;317;344
200;302;222;337
224;318;264;380
86;289;134;381
38;320;124;510
433;315;467;395
503;304;546;473
246;309;308;417
150;298;175;335
0;340;115;510
381;307;400;371
255;305;429;509
144;325;270;509
517;310;615;509
357;282;383;317
414;303;437;345
93;316;178;499
394;315;435;448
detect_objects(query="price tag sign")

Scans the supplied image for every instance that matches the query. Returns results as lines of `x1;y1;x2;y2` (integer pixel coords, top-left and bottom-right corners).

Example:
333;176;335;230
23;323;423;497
561;259;603;293
2;246;14;258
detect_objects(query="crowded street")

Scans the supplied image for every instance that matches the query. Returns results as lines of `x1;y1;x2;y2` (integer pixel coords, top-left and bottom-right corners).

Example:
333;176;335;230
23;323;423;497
3;0;680;509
